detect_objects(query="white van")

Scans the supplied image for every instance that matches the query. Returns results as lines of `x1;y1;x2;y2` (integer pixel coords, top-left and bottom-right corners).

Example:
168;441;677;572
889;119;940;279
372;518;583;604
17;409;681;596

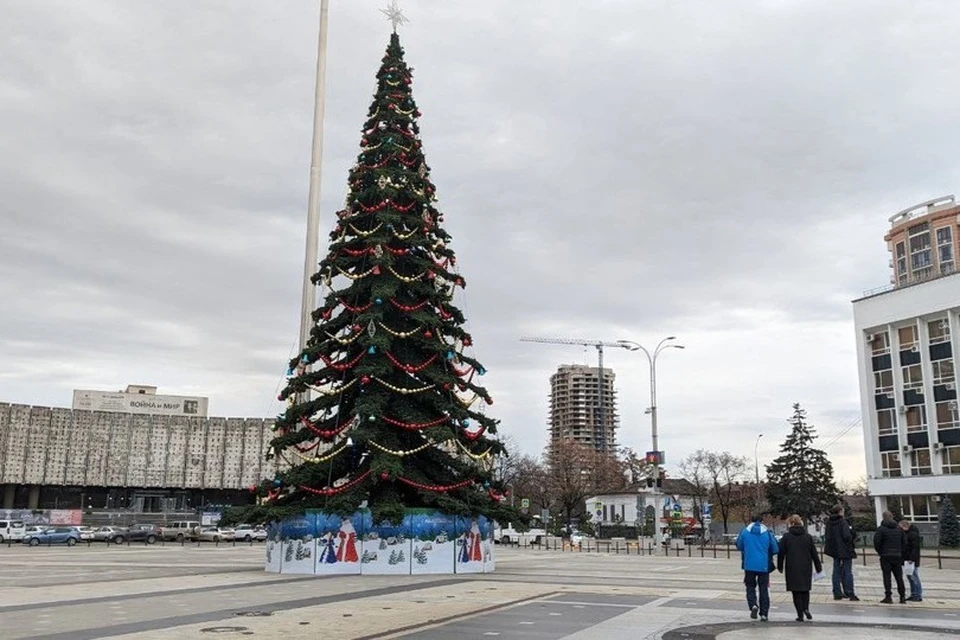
0;519;26;543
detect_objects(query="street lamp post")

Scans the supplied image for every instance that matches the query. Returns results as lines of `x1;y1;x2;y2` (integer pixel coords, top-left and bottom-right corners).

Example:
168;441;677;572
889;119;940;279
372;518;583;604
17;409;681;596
617;337;684;555
754;433;763;507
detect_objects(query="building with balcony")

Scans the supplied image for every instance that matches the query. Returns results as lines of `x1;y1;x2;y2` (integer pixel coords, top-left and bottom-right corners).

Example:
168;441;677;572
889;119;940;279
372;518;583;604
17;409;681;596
549;364;619;452
854;196;960;531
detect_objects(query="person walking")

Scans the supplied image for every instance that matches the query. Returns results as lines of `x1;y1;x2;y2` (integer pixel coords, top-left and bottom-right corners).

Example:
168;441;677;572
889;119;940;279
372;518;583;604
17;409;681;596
736;512;779;622
874;510;907;603
777;514;823;622
824;504;859;601
900;519;922;602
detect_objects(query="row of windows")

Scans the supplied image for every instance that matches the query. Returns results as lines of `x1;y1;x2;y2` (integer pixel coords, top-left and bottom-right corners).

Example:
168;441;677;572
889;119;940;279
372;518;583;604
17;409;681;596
880;446;960;477
877;402;959;435
897;223;954;284
871;319;953;355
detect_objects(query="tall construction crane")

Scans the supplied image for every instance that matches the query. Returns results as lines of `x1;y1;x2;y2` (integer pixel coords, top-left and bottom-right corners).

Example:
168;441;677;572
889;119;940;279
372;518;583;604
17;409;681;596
519;337;635;452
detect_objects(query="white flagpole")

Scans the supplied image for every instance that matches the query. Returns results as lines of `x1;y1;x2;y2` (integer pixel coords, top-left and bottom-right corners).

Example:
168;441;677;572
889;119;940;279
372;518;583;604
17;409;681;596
299;0;331;361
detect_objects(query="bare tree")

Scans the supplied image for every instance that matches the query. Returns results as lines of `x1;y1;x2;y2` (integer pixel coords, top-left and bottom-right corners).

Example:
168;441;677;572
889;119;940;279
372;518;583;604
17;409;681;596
546;440;628;532
705;451;750;534
678;450;712;538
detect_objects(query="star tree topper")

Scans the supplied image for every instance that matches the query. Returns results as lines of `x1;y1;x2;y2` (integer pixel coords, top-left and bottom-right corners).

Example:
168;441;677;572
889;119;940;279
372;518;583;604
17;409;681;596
381;0;409;32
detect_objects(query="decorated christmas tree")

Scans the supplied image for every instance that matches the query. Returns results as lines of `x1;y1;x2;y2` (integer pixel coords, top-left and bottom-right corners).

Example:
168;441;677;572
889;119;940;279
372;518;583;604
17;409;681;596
240;26;515;527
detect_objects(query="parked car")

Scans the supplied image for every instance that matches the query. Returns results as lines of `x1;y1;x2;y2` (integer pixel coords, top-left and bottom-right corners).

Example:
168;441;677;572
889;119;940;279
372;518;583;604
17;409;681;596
23;525;47;538
92;526;128;543
124;524;161;544
25;526;82;546
233;524;268;542
197;527;233;542
0;519;26;543
161;520;201;542
76;526;96;542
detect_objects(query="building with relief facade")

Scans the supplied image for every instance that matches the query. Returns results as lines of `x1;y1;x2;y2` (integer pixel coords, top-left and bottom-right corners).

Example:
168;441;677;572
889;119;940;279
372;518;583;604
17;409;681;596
549;364;619;452
854;195;960;530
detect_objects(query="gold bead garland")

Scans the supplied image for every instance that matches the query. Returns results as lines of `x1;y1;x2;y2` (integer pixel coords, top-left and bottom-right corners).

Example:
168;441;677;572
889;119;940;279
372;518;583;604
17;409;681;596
372;377;435;395
387;266;426;283
455;392;480;408
307;378;357;396
368;439;433;457
336;265;378;280
391;226;419;240
324;330;363;345
455;439;492;461
290;442;349;464
347;222;384;237
376;321;423;338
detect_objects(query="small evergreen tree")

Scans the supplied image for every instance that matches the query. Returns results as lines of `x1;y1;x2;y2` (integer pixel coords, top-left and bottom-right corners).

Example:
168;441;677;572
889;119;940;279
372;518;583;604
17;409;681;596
939;494;960;548
765;403;840;520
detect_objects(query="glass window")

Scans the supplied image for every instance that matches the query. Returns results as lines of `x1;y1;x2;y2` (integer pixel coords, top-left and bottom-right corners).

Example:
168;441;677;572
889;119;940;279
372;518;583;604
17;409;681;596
910;226;932;276
881;451;902;477
937;227;954;274
902;364;923;389
870;332;891;355
899;325;918;350
877;408;897;435
874;369;894;393
905;405;927;433
911;448;933;475
928;318;951;345
944;446;960;474
933;359;955;385
937;401;959;430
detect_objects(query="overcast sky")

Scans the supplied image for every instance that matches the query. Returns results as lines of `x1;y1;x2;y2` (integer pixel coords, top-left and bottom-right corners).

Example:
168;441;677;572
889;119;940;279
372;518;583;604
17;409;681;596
4;0;960;484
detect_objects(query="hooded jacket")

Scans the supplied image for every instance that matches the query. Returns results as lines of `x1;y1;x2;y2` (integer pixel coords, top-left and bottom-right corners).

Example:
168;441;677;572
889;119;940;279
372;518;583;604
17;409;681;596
736;521;779;573
824;513;855;559
873;519;906;560
777;525;823;592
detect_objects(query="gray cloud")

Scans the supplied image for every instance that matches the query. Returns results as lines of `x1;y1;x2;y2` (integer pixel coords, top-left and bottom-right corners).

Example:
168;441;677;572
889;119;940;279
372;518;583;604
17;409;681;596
4;0;959;481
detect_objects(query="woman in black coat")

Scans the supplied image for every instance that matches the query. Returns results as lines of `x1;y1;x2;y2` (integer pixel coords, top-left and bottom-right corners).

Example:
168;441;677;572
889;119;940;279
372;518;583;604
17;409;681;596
777;514;823;622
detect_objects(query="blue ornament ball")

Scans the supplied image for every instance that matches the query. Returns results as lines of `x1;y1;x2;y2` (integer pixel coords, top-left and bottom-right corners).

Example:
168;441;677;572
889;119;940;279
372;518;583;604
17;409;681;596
286;368;293;377
478;367;486;376
273;479;282;488
461;419;469;427
375;298;383;305
368;346;376;354
446;351;454;360
301;354;309;363
483;481;490;489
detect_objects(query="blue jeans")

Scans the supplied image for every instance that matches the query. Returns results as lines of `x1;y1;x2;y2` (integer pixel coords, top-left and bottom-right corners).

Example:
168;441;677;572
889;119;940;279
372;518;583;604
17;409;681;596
744;571;770;616
907;565;922;598
831;557;855;597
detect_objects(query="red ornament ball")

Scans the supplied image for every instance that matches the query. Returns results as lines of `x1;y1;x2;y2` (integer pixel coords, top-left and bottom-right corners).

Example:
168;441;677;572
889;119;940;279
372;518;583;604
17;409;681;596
424;330;432;338
486;397;494;405
372;266;381;275
361;376;371;385
443;383;451;390
380;471;390;480
249;485;257;493
353;324;362;332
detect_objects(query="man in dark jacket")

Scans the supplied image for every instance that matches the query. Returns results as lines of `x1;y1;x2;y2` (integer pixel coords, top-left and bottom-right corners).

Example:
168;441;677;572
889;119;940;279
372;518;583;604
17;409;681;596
824;505;858;601
900;519;922;601
874;510;907;603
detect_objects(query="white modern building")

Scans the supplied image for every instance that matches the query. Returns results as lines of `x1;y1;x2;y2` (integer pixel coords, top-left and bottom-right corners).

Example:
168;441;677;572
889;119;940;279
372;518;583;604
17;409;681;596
853;196;960;530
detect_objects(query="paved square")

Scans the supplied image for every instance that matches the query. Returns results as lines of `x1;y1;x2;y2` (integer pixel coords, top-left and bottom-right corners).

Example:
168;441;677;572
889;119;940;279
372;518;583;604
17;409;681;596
1;542;958;638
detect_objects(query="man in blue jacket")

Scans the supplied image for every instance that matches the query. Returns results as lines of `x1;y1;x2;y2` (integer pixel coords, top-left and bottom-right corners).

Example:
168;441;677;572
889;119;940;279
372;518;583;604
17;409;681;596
736;512;779;622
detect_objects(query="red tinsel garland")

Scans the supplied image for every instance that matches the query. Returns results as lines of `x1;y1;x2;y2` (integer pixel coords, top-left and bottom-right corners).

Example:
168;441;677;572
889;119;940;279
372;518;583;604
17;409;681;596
462;425;487;441
381;414;449;430
319;351;365;372
299;470;373;497
390;298;428;312
300;417;353;438
386;351;438;373
339;298;373;313
396;476;474;493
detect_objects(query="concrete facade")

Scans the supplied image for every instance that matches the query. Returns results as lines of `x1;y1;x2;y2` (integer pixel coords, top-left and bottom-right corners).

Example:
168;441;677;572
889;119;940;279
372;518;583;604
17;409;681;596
0;402;279;505
853;262;960;527
549;364;619;452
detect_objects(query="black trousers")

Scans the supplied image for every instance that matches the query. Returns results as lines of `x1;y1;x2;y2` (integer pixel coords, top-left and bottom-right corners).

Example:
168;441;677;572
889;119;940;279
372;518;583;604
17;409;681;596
791;590;810;616
880;556;906;598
